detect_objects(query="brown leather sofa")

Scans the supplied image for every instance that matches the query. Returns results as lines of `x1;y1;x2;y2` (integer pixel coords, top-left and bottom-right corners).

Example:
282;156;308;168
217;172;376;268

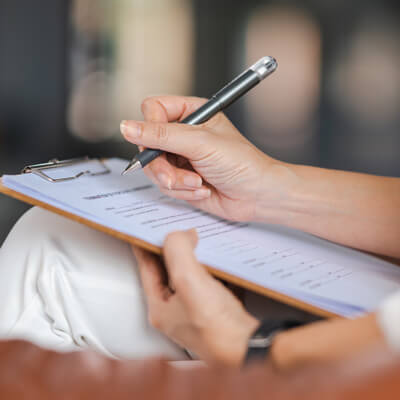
0;340;398;399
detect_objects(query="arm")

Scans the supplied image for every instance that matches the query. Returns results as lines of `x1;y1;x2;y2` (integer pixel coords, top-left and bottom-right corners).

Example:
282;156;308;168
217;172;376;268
270;313;386;371
257;163;400;259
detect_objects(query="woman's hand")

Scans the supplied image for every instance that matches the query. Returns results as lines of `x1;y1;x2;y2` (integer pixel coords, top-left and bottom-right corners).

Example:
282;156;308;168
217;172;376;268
132;229;259;366
120;96;286;222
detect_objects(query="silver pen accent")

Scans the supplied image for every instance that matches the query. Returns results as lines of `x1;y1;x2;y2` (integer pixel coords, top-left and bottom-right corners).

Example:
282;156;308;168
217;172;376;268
122;160;142;176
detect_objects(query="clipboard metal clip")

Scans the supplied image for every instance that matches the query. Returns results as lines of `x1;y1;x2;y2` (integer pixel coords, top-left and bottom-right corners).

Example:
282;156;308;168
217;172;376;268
22;157;111;183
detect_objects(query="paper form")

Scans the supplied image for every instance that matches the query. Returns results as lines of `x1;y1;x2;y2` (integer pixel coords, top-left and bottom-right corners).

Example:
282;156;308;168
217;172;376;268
4;158;400;317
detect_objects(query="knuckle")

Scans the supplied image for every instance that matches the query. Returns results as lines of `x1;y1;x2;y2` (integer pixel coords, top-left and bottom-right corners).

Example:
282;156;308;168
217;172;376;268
141;97;156;113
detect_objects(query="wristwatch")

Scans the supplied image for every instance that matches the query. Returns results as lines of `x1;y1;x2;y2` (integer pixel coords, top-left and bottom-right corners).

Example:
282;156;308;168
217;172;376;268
244;319;304;365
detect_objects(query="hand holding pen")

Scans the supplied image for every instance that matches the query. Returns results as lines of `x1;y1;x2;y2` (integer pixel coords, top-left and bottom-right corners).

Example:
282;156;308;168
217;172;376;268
122;57;277;174
120;57;278;222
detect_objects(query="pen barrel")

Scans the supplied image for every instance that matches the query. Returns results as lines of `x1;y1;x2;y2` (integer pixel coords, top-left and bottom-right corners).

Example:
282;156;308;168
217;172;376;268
182;70;260;125
212;69;261;109
138;148;164;166
181;98;221;125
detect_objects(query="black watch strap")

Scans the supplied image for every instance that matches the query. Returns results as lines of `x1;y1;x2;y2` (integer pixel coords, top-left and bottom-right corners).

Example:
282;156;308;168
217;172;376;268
244;319;304;365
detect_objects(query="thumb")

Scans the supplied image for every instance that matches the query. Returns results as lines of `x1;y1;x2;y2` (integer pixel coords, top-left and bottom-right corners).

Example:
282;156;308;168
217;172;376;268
163;230;231;313
121;120;210;160
162;230;211;292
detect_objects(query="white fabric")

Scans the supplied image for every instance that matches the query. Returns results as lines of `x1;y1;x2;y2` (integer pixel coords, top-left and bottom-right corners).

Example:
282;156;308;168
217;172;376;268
378;291;400;352
0;207;185;360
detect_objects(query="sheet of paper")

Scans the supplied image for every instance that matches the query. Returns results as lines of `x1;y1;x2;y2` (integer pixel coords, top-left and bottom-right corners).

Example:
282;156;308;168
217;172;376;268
4;158;400;317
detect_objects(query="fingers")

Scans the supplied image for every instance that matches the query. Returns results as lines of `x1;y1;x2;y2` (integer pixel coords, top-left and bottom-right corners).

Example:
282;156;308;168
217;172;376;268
144;162;211;200
132;245;170;303
162;230;212;297
159;186;211;201
141;155;175;188
140;100;205;191
143;157;203;191
141;96;207;123
120;119;209;161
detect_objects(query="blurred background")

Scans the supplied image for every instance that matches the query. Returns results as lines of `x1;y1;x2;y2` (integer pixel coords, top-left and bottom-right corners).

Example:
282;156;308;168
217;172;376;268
0;0;400;245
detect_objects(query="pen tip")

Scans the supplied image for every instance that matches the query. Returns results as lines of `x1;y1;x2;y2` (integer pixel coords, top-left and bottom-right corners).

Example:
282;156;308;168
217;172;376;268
122;160;142;175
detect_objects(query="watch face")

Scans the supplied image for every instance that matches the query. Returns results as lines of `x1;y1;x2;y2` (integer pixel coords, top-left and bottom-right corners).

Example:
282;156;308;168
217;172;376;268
249;336;273;348
245;321;304;364
249;328;283;349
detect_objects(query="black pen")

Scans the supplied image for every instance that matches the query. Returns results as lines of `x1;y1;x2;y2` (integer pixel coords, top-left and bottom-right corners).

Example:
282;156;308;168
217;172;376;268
122;56;278;175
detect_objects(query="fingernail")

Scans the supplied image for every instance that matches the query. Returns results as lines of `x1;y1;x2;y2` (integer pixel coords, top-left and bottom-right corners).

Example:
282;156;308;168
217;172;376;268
183;175;202;188
120;120;128;135
194;188;211;198
120;121;142;139
158;173;172;190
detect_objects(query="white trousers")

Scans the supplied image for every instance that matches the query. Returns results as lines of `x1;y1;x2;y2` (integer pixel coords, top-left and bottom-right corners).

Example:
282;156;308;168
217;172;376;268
0;207;185;359
0;208;313;360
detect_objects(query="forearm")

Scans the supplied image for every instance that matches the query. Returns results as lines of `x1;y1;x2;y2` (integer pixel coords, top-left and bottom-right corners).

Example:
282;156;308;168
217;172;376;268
257;161;400;258
270;314;386;372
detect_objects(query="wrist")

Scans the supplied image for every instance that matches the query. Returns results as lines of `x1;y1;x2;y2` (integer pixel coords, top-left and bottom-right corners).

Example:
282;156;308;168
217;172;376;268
203;313;260;367
253;159;302;225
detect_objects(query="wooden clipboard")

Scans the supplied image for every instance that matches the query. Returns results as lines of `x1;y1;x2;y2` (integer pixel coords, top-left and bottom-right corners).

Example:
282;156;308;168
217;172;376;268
0;158;339;319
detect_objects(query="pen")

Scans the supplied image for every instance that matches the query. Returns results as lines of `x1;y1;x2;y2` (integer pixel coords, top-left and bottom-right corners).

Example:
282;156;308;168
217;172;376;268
122;56;278;175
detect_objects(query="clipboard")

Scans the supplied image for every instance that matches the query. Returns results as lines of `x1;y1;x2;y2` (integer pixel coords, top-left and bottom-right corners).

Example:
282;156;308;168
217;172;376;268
0;157;370;319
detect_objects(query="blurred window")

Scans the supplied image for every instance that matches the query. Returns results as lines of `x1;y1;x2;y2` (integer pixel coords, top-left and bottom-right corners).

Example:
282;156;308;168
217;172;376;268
328;12;400;173
244;5;321;163
68;0;194;142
